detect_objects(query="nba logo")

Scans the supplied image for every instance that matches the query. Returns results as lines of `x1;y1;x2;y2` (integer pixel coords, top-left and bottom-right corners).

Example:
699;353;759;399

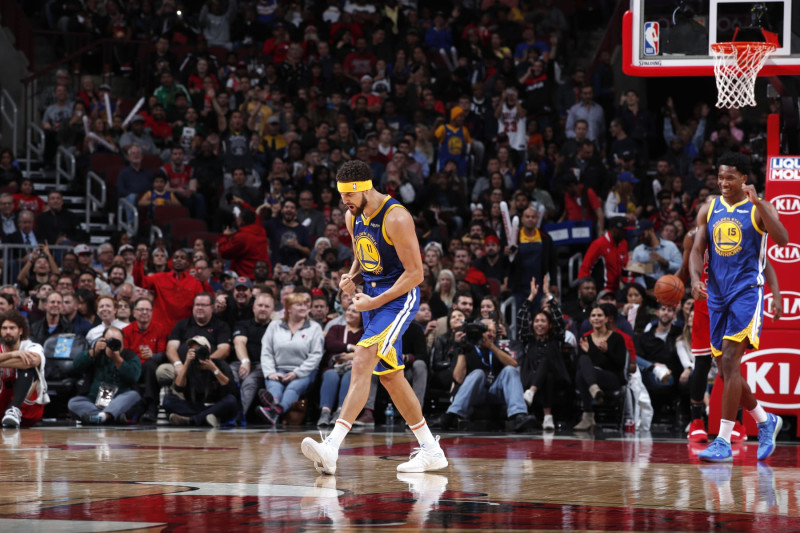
644;21;659;56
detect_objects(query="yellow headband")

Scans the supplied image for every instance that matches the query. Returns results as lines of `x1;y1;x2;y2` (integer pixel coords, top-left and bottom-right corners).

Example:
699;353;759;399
337;180;373;193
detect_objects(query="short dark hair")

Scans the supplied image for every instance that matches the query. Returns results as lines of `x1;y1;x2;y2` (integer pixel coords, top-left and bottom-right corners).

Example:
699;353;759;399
193;292;213;305
717;151;751;176
0;309;30;340
336;160;373;183
454;290;473;304
577;276;596;289
600;302;618;319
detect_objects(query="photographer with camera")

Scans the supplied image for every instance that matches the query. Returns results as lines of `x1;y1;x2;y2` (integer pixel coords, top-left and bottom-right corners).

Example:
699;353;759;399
163;336;239;427
68;327;142;425
438;318;535;432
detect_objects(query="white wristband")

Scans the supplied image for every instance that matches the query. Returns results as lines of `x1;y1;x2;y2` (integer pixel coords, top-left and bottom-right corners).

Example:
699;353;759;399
242;360;250;365
173;361;183;367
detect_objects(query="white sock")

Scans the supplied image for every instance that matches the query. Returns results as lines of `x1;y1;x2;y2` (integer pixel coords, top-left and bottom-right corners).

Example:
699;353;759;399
718;419;734;443
748;403;768;424
325;419;351;449
409;419;437;448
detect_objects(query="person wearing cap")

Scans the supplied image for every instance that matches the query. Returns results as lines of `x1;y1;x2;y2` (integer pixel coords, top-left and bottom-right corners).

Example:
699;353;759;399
158;292;232;397
473;235;511;286
119;114;158;156
433;106;472;177
578;216;631;294
630;218;682;288
163;335;238;427
215;276;255;329
133;248;214;329
604;171;641;220
68;326;141;425
348;74;382;113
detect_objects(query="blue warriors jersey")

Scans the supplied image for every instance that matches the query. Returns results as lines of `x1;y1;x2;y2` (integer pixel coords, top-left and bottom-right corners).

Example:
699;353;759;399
352;196;407;284
706;196;767;306
437;125;468;175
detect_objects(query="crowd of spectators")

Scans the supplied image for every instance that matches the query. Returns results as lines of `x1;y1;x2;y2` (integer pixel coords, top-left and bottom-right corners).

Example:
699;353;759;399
3;0;778;431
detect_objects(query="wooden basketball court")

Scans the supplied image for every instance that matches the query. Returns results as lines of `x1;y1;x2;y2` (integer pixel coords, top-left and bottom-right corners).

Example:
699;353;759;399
2;425;800;531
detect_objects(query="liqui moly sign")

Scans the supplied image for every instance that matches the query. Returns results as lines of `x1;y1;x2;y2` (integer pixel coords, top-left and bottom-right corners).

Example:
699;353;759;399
769;157;800;181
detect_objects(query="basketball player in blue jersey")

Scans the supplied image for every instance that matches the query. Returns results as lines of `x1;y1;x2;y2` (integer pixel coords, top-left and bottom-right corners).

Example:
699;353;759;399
690;152;789;463
301;160;447;475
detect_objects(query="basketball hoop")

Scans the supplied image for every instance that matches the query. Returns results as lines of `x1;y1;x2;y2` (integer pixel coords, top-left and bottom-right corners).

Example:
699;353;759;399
711;41;776;109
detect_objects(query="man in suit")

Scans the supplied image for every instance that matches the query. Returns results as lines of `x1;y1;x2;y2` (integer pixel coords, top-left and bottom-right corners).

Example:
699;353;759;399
0;194;17;237
5;210;42;247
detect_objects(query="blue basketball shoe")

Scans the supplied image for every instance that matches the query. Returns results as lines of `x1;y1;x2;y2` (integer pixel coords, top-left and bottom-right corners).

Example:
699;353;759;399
757;413;783;461
698;437;733;463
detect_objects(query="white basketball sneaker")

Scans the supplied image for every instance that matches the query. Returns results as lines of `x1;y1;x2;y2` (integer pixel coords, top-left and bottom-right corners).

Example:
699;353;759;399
301;437;339;475
2;406;21;428
397;436;448;473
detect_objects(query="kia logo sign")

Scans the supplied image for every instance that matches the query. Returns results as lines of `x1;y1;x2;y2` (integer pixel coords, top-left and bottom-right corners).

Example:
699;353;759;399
767;243;800;263
742;348;800;409
771;194;800;215
764;291;800;320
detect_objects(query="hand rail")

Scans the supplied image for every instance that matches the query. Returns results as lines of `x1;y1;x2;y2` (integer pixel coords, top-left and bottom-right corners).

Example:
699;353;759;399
25;123;45;175
0;89;19;157
568;252;584;288
117;198;139;237
85;170;107;231
55;146;75;188
150;224;163;242
500;296;517;341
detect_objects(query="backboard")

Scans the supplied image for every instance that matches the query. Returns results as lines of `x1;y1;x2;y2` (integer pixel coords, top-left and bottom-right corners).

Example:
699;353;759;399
623;0;800;76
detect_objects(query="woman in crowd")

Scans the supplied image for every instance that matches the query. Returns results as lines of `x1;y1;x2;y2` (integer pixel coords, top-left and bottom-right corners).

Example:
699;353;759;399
316;303;363;427
573;304;627;431
620;283;653;335
430;269;456;319
86;295;127;345
429;308;467;394
479;295;508;339
258;293;323;424
517;278;571;431
149;247;170;274
76;289;100;327
13;179;46;214
423;242;444;281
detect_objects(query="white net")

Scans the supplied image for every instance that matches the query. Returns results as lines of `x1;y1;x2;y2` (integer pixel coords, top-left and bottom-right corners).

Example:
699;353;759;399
711;42;776;109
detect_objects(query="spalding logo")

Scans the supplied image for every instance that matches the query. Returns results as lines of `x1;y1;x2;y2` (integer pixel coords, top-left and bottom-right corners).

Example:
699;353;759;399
771;194;800;215
764;291;800;320
742;348;800;408
767;243;800;263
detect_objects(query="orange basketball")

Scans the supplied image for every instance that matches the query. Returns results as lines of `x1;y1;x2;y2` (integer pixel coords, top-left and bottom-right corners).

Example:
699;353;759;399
654;274;685;307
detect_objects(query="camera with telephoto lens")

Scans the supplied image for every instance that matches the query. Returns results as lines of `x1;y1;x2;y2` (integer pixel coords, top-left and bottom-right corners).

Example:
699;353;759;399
194;346;211;361
105;338;122;351
461;321;488;344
